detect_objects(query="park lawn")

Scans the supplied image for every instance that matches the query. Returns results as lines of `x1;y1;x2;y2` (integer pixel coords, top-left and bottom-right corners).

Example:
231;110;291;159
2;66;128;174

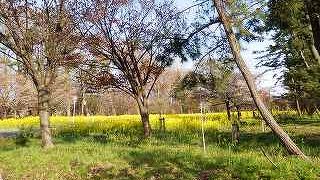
0;114;320;179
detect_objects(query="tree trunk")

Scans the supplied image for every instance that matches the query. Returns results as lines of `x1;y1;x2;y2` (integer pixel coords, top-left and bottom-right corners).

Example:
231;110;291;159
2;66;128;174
180;100;184;114
38;87;54;148
213;0;307;158
64;69;71;116
81;93;86;116
304;0;320;54
81;100;85;115
304;1;320;64
310;43;320;65
76;90;84;116
67;99;71;116
14;110;17;118
232;105;241;143
296;99;302;117
252;109;256;118
225;98;231;122
226;98;239;143
292;79;302;117
316;106;320;118
3;109;7;119
136;97;151;138
110;94;116;115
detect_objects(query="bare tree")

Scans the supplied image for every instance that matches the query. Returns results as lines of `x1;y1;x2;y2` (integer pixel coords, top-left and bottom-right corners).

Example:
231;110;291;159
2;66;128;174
73;0;181;137
149;68;183;115
180;59;252;143
14;73;38;116
0;0;80;147
0;55;39;118
0;56;14;118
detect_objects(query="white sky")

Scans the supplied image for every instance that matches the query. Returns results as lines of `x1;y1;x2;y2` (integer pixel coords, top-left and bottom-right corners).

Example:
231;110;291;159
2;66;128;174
172;0;286;96
0;0;286;96
241;40;286;95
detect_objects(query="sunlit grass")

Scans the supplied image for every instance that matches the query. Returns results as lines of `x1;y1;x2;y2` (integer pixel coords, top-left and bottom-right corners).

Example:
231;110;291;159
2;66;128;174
0;112;320;179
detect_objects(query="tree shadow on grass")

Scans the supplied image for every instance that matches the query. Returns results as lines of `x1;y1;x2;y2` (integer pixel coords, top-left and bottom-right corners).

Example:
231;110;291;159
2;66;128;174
276;115;320;125
101;148;235;180
152;128;320;156
152;130;280;148
54;131;147;148
52;125;320;157
278;120;320;126
0;138;17;151
87;144;308;180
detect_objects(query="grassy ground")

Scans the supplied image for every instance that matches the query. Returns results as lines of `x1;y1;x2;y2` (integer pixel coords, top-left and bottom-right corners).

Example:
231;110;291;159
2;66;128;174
0;113;320;179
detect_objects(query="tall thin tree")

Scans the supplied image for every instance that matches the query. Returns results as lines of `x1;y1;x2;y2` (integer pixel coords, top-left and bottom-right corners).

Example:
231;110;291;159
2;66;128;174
212;0;307;158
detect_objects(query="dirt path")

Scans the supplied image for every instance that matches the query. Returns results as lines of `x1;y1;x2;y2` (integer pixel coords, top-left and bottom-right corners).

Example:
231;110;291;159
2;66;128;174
0;129;19;138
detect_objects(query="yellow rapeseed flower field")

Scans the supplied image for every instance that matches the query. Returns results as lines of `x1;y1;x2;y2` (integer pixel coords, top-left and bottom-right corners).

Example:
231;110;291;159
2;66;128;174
0;110;297;136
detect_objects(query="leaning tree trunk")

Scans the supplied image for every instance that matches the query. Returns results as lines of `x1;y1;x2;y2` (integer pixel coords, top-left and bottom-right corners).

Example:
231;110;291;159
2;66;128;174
38;87;54;148
136;96;151;138
213;0;307;158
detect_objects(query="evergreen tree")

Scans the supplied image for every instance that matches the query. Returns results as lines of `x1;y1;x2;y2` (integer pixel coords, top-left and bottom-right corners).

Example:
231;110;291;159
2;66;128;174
262;0;320;113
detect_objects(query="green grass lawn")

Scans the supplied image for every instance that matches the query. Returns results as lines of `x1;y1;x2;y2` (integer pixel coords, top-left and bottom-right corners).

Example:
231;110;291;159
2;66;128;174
0;114;320;179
